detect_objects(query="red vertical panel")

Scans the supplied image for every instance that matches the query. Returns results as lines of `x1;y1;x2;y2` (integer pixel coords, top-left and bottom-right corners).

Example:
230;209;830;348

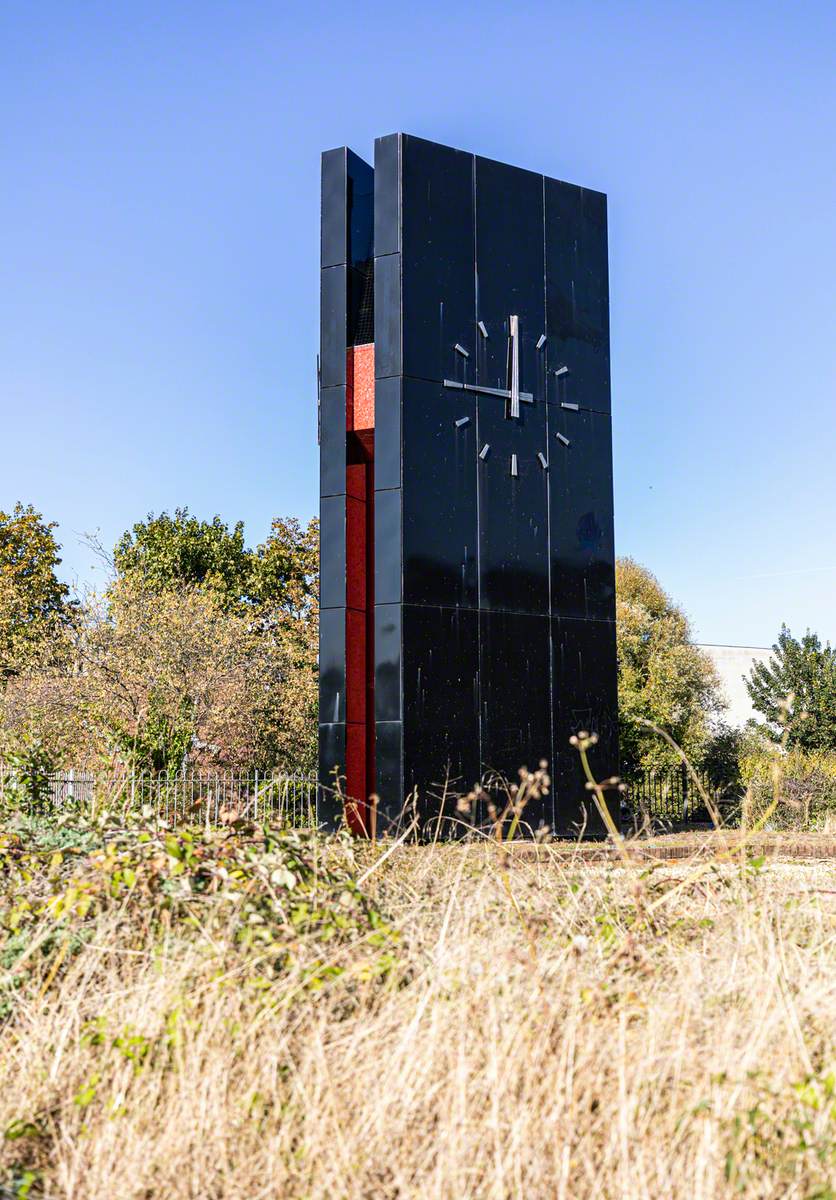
344;345;376;835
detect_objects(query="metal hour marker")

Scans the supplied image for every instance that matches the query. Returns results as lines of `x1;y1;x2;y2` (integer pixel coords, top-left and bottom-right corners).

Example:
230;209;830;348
478;320;489;338
454;343;470;358
510;453;518;477
509;315;520;419
536;333;547;350
556;432;570;446
479;443;490;460
538;452;549;469
554;365;569;377
454;416;470;428
561;402;579;411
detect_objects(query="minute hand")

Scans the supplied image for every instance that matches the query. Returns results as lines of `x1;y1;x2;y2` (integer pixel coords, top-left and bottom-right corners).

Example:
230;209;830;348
443;380;534;403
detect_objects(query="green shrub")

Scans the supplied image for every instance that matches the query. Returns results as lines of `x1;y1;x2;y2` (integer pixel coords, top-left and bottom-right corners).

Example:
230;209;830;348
740;749;836;830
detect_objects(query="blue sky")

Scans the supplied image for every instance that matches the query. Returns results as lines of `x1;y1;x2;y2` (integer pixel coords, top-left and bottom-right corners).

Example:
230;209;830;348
1;1;834;647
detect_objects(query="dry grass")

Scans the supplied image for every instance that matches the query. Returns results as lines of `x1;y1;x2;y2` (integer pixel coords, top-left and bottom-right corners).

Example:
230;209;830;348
3;824;836;1199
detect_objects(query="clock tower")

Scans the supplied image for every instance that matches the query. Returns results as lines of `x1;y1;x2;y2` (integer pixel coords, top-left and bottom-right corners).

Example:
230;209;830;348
318;134;618;836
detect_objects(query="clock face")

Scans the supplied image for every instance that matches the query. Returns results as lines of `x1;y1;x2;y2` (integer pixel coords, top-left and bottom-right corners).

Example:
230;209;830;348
443;314;575;474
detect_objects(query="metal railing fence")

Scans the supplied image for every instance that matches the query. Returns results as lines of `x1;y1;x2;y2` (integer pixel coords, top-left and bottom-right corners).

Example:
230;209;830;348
623;764;740;826
1;763;744;833
0;766;317;829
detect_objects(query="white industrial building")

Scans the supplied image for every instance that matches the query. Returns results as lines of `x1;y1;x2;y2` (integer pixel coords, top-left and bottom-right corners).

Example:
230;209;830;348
697;644;773;727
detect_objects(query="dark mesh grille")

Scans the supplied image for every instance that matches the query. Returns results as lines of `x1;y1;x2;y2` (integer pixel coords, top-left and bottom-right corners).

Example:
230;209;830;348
349;259;374;345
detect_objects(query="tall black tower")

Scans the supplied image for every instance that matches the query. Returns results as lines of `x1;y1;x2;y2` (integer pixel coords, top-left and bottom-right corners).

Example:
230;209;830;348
318;134;618;835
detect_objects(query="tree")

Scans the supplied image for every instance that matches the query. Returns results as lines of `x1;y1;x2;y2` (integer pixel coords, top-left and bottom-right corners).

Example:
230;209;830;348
1;509;319;773
78;576;317;773
114;509;251;605
0;504;72;676
252;517;319;620
113;508;319;617
746;626;836;751
616;557;724;773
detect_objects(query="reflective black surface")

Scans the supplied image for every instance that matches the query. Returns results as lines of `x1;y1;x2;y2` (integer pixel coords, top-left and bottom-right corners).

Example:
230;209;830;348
479;610;552;829
347;150;375;345
317;721;346;826
321;134;618;834
319;264;346;389
373;251;401;380
374;603;401;722
321;147;347;269
374;375;401;492
475;155;545;392
374;488;401;605
478;393;549;614
551;616;618;835
319;385;345;499
319;494;345;611
402;378;477;607
318;608;346;725
548;409;616;621
401;135;475;386
374;720;402;827
347;149;374;266
401;604;480;821
545;180;610;414
374;134;400;258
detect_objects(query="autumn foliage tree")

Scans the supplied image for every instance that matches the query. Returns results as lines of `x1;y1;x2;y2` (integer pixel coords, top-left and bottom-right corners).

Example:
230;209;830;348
1;508;318;774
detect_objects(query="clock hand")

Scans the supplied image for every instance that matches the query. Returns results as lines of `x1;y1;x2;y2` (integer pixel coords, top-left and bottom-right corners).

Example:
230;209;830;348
509;314;520;419
443;380;534;403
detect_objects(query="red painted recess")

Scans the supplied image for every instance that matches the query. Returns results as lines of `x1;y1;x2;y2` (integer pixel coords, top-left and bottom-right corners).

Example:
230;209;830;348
344;344;375;835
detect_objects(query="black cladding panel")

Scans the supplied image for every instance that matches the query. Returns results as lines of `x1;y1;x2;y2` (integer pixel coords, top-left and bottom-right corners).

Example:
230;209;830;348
472;153;550;615
374;489;402;606
549;409;616;621
551;616;618;835
317;722;346;826
477;395;549;615
321;148;347;269
374;603;402;723
347;149;374;267
401;604;480;819
374;251;401;380
374;375;401;492
401;135;475;386
319;386;346;499
318;608;346;725
402;378;478;608
320;264;347;389
374;134;401;258
545;179;610;414
319;494;346;611
479;609;552;830
475;155;545;392
374;720;403;827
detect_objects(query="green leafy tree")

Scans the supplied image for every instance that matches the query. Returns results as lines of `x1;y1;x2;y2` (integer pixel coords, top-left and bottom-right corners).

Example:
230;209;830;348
114;509;251;604
745;626;836;750
616;557;724;773
0;503;72;675
252;517;319;619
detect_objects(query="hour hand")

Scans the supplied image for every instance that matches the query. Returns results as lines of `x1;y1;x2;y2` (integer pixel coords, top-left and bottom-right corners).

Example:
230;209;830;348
443;380;534;403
